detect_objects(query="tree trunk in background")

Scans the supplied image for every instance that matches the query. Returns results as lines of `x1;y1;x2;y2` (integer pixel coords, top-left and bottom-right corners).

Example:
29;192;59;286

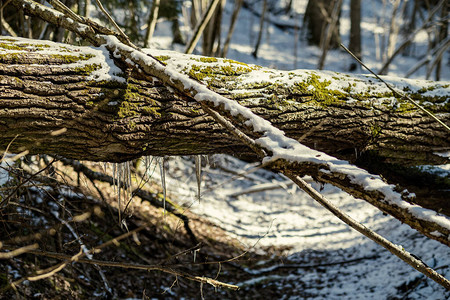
78;0;90;17
84;0;90;17
317;0;342;69
304;0;341;48
348;0;362;71
144;0;160;48
285;0;293;14
185;0;221;54
221;0;243;57
157;0;184;45
0;0;3;35
126;0;139;43
402;0;419;57
203;0;224;56
171;18;185;45
434;1;448;80
381;0;402;75
252;0;267;58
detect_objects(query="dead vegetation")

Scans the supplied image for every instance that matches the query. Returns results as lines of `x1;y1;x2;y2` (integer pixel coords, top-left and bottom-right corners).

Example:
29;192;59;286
0;156;279;299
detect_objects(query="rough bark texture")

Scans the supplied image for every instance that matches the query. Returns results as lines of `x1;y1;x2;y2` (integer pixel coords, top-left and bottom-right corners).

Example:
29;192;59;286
0;50;234;162
0;37;449;166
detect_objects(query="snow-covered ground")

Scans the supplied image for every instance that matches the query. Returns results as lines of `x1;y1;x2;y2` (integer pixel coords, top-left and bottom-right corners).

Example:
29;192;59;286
143;1;449;298
147;155;449;299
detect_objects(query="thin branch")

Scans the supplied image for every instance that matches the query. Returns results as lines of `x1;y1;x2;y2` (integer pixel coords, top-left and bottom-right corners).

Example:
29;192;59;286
185;0;222;54
340;43;450;132
6;248;239;290
0;158;57;207
285;173;450;290
378;0;445;75
46;0;85;23
93;0;132;46
242;254;380;275
1;224;150;292
0;243;38;258
220;0;243;57
0;135;18;163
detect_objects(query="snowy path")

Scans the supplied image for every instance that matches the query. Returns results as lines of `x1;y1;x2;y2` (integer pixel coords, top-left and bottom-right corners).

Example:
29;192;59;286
150;155;449;299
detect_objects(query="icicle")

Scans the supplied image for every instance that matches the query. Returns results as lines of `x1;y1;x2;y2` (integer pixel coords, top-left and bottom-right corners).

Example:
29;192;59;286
127;161;132;202
112;163;117;193
126;161;129;201
158;157;167;217
194;155;202;202
117;162;122;224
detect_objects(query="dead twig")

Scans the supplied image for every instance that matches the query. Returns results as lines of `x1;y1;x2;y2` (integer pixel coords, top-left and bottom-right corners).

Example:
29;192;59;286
0;243;38;258
93;0;132;46
0;158;57;207
3;248;239;290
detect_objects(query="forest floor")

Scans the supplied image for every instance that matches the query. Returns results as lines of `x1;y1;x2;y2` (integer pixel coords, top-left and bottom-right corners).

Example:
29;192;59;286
1;156;448;299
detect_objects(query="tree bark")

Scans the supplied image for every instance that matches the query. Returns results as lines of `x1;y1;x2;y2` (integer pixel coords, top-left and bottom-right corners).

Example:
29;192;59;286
0;37;448;166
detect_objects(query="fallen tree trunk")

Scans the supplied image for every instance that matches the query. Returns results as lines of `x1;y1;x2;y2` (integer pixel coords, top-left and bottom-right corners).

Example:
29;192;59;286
1;37;448;165
1;34;450;246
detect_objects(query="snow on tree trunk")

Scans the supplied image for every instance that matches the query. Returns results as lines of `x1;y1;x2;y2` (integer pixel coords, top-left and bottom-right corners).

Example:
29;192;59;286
0;37;447;166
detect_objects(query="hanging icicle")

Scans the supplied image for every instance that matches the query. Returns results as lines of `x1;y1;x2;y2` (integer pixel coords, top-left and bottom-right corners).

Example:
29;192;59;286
126;161;132;203
117;162;122;224
158;157;167;217
112;163;117;193
194;155;202;202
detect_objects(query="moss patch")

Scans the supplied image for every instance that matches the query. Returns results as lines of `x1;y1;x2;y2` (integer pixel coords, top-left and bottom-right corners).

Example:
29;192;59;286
50;53;95;63
155;55;170;61
292;73;347;107
74;63;102;75
0;42;52;51
199;57;218;63
116;84;161;119
186;62;254;83
0;43;23;51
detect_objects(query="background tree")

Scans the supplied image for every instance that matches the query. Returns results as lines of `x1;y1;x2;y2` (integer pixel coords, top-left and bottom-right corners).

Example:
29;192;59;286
348;0;361;71
303;0;342;48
